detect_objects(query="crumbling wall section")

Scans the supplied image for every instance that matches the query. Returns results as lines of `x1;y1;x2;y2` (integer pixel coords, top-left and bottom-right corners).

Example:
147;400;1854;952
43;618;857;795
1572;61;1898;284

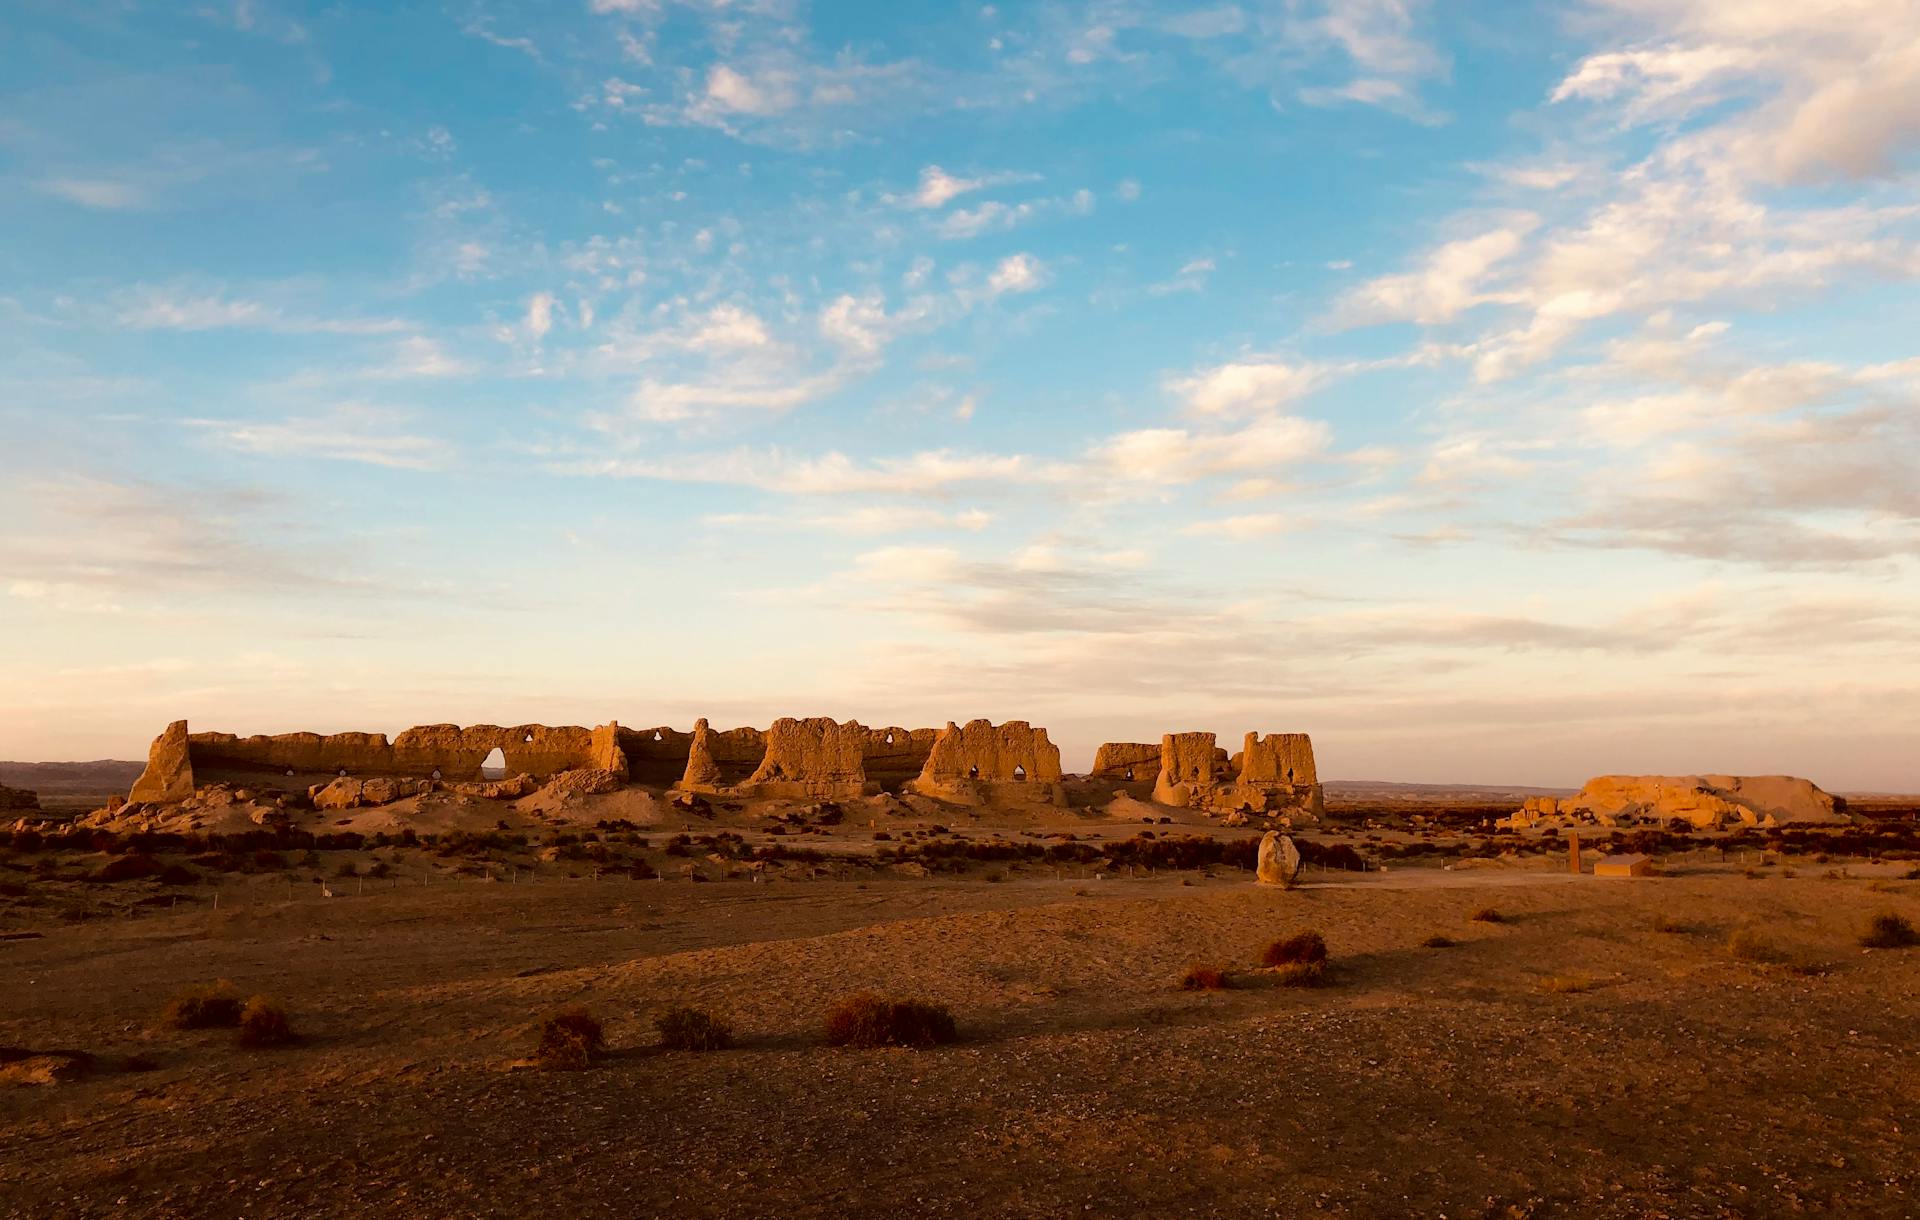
1237;732;1318;787
739;717;874;799
909;720;1064;803
617;725;695;787
1090;742;1160;781
1152;732;1226;806
861;726;940;791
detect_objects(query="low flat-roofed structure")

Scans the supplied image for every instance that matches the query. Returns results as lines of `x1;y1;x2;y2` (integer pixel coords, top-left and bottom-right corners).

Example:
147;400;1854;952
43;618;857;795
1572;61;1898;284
1594;853;1654;878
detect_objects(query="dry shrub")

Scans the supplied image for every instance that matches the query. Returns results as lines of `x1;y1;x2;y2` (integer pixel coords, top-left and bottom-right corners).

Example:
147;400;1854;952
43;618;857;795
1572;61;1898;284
657;1006;732;1051
1650;914;1686;934
1469;907;1506;924
1859;912;1920;949
1261;930;1328;968
1538;975;1594;994
163;981;243;1030
1272;961;1328;988
535;1007;605;1069
1178;963;1232;991
1727;928;1784;964
236;996;294;1048
823;993;957;1049
1421;934;1456;949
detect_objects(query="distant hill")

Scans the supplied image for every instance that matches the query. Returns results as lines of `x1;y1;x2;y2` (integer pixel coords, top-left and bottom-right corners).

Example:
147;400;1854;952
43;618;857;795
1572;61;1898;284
0;760;143;800
1324;779;1576;802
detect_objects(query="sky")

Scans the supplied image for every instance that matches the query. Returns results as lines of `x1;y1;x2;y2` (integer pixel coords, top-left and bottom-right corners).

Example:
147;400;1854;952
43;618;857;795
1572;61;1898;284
2;1;1918;789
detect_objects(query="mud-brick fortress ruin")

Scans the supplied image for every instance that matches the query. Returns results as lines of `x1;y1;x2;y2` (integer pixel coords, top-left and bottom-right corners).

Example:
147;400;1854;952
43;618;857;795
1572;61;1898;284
125;716;1322;816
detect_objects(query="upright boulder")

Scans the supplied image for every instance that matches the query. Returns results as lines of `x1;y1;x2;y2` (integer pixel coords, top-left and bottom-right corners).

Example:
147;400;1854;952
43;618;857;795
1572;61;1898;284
1256;832;1302;887
678;719;726;792
129;720;195;804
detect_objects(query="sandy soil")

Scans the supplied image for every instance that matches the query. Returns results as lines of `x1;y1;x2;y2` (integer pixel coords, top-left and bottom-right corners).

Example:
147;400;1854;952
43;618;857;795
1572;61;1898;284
3;854;1917;1219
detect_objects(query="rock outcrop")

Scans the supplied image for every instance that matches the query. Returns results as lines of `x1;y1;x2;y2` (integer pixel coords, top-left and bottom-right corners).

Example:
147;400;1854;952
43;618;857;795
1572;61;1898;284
308;776;432;811
1503;774;1848;831
129;720;195;803
908;720;1064;804
678;719;727;792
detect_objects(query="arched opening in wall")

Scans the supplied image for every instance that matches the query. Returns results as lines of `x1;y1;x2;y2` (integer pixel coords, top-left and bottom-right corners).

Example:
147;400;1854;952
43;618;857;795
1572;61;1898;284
522;732;534;744
968;764;980;780
1286;768;1294;783
1190;766;1200;780
1013;764;1027;782
481;747;507;779
431;769;442;781
885;732;895;746
652;730;663;742
1123;767;1134;781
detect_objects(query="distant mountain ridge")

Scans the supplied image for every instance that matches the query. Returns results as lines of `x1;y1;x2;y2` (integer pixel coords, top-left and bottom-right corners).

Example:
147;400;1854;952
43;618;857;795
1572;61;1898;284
0;760;145;797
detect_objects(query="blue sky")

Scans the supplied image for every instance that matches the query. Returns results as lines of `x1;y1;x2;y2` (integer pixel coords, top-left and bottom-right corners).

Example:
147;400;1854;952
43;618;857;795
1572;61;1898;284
3;0;1918;789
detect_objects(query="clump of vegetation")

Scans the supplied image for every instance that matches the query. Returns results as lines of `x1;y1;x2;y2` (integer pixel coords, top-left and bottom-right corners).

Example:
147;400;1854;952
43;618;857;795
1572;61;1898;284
1421;934;1456;949
534;1007;605;1069
162;981;244;1030
823;993;957;1049
656;1006;732;1051
1261;930;1328;968
1178;964;1232;991
1537;975;1594;994
1650;914;1686;934
1271;961;1328;988
1469;907;1506;924
236;996;294;1048
1727;927;1784;964
1859;912;1920;949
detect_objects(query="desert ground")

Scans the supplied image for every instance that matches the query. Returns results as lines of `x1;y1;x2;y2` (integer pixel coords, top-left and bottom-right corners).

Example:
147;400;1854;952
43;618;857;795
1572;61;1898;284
3;788;1918;1219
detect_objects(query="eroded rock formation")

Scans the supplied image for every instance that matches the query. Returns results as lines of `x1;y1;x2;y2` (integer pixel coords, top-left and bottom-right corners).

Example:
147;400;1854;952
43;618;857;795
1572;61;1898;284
1504;775;1847;831
129;720;195;803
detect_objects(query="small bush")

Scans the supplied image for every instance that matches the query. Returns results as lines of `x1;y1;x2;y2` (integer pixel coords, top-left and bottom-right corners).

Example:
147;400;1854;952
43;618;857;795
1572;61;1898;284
535;1007;605;1069
1651;914;1686;934
1179;963;1232;990
236;996;294;1048
823;993;957;1049
1421;934;1456;948
1859;912;1920;949
163;981;244;1030
657;1006;732;1051
1271;961;1328;988
1261;930;1328;968
1469;907;1505;924
1727;928;1784;964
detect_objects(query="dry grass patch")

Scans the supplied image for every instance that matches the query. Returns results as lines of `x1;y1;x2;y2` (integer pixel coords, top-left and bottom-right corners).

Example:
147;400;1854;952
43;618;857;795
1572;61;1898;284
1650;914;1687;934
656;1006;732;1051
1261;930;1328;968
1859;912;1920;949
1421;934;1457;949
1726;928;1785;965
162;981;244;1030
1178;964;1232;991
236;997;294;1048
534;1008;605;1069
823;993;957;1049
1537;975;1595;994
1469;907;1506;924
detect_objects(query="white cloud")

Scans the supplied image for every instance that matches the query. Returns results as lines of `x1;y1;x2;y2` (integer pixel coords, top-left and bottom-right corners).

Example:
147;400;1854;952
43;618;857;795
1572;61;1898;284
1091;416;1331;485
561;447;1042;496
1334;217;1537;326
188;404;443;470
1168;359;1322;416
36;177;147;210
525;292;557;341
910;166;983;209
1181;512;1301;539
987;253;1046;295
112;288;408;335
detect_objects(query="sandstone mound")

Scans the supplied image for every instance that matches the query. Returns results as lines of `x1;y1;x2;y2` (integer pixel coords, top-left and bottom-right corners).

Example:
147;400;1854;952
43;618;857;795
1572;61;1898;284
1505;774;1847;831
